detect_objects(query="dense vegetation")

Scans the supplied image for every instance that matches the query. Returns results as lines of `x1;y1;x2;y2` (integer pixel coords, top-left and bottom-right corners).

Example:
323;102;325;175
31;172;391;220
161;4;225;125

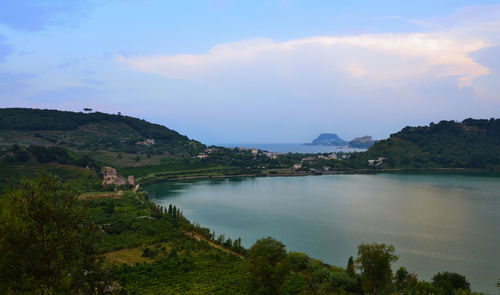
1;109;499;294
0;174;108;293
0;108;205;166
1;174;495;294
348;118;500;169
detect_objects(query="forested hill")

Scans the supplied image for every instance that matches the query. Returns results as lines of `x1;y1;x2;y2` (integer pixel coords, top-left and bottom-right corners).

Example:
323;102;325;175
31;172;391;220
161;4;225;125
0;108;205;165
349;118;500;169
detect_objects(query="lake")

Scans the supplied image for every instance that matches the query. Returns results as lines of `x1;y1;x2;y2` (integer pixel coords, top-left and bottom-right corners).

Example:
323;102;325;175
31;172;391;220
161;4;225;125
217;143;366;153
145;173;500;293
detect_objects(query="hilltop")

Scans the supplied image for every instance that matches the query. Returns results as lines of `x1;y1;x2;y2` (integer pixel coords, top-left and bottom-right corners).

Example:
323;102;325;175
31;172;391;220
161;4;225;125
348;136;375;149
348;118;500;169
307;133;347;146
0;108;205;167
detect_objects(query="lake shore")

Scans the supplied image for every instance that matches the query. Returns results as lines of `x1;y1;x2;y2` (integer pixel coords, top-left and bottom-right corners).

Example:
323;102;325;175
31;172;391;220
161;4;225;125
138;167;500;185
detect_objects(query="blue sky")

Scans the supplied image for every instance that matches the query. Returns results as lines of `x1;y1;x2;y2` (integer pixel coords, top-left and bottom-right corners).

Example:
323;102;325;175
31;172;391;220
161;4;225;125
1;0;499;143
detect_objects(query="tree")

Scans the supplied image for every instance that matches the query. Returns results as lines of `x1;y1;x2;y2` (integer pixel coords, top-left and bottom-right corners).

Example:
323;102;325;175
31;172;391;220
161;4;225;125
394;266;410;290
432;271;470;295
355;243;398;295
246;237;288;295
287;252;310;272
347;256;355;277
0;173;105;294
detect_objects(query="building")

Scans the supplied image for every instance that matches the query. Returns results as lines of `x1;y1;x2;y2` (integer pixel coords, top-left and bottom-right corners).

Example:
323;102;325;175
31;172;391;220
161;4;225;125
102;167;127;186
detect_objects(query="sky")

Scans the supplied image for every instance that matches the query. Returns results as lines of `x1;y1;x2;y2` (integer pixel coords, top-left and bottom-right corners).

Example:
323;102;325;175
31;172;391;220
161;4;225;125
0;0;499;144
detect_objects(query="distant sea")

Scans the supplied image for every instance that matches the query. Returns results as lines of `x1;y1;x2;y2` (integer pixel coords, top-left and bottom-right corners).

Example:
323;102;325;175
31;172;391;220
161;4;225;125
217;143;366;154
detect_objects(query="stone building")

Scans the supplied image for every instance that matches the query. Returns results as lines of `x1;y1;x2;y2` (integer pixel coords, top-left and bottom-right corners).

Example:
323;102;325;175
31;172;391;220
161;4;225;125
101;167;127;186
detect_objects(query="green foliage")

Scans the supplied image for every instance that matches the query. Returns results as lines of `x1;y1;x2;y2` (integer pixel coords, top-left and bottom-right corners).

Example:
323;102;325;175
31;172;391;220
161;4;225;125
282;273;309;295
308;261;358;295
394;266;410;290
347;256;355;277
88;196;182;253
141;247;157;258
86;190;248;294
0;173;106;294
355;243;398;295
349;118;500;169
0;108;205;163
0;164;101;193
1;144;97;168
432;271;470;295
246;237;288;295
409;281;441;295
115;248;248;294
287;252;310;272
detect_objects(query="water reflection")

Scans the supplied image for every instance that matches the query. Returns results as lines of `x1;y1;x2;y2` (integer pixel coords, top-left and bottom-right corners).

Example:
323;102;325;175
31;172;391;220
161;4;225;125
145;173;500;293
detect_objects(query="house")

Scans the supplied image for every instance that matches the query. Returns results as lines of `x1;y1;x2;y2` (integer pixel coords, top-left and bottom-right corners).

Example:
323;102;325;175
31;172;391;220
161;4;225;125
368;157;386;166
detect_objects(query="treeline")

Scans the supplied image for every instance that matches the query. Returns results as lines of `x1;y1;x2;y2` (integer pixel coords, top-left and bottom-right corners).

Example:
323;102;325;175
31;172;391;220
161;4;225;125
148;199;248;255
246;237;481;295
0;108;187;141
348;118;500;169
189;222;247;256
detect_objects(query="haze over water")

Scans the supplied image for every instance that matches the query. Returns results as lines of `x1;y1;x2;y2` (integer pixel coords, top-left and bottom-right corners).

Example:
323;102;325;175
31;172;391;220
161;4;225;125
146;173;500;293
217;143;366;153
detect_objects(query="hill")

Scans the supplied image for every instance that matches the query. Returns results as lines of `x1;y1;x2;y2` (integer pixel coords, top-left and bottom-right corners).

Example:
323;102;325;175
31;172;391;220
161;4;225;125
0;108;205;167
307;133;347;146
348;136;375;148
348;118;500;169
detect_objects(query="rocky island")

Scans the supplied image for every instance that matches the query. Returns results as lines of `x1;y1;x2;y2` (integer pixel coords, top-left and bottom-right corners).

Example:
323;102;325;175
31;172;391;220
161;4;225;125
306;133;347;146
307;133;374;148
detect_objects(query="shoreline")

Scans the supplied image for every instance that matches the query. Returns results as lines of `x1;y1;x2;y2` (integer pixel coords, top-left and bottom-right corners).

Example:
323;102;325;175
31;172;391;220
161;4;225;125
138;167;500;185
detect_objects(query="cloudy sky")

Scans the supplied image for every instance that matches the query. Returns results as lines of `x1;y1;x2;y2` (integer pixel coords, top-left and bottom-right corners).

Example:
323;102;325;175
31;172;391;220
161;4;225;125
1;1;499;143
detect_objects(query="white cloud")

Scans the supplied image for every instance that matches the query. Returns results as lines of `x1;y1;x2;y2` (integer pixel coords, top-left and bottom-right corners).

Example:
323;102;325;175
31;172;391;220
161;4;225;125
118;33;490;89
117;5;499;102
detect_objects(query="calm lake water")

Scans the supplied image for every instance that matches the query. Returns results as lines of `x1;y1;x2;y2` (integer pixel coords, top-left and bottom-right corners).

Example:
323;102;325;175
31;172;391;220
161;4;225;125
146;173;500;293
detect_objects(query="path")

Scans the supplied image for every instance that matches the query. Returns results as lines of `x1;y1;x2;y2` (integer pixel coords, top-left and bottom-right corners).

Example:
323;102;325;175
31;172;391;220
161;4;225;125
183;231;244;259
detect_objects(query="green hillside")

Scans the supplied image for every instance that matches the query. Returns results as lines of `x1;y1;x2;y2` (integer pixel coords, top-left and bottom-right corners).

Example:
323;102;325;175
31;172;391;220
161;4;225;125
0;108;205;167
348;118;500;169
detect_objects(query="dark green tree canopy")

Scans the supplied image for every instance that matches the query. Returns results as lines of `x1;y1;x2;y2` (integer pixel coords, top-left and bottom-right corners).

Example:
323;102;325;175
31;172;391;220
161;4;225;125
0;173;104;294
246;237;288;295
355;243;398;295
432;271;470;295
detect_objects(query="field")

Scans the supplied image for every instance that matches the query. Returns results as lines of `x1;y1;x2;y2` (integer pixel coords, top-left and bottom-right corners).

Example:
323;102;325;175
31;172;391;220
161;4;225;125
0;163;101;192
87;191;249;294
